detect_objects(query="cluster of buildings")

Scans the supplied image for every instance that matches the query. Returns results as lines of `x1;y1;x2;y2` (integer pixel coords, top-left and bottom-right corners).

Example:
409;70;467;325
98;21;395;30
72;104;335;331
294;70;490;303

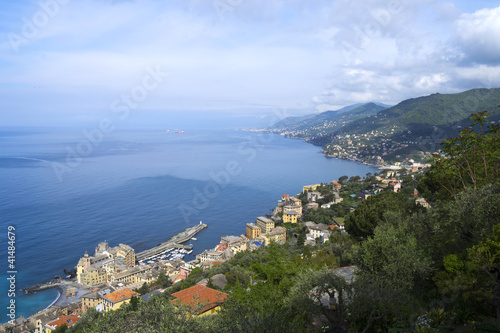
3;168;437;333
194;216;287;270
76;242;137;287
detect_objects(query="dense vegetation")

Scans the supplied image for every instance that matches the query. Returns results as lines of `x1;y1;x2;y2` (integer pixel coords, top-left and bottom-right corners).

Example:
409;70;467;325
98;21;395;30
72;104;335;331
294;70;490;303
320;88;500;138
293;88;500;163
68;112;500;332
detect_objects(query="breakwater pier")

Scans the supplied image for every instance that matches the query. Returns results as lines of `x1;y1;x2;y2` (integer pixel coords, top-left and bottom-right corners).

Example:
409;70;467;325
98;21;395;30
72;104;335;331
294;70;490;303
136;222;207;261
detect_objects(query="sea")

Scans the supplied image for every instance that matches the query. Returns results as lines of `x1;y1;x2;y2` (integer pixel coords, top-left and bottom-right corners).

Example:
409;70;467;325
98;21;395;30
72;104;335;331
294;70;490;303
0;126;376;321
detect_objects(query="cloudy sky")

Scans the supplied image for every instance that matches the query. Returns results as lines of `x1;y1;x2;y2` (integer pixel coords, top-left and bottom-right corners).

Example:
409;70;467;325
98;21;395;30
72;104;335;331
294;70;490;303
1;0;499;127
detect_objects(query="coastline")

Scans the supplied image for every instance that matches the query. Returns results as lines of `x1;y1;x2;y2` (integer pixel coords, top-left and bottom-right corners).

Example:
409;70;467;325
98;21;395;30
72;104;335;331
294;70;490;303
254;130;387;170
23;280;90;320
42;287;62;311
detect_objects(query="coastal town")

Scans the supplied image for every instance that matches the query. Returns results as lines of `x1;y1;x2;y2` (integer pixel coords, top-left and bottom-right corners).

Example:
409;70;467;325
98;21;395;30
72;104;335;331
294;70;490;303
3;163;431;333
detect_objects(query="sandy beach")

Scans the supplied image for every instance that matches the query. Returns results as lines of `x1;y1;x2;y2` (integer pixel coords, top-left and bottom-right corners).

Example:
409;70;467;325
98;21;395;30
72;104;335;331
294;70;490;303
30;279;91;310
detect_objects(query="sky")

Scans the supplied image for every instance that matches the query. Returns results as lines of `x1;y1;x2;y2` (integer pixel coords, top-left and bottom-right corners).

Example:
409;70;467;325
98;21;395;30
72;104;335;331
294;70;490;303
0;0;500;128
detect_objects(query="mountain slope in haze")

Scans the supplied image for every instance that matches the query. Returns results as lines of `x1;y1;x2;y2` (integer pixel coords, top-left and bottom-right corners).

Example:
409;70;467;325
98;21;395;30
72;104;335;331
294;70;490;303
271;103;373;129
309;88;500;163
270;113;318;128
265;88;500;164
333;88;500;136
271;103;389;138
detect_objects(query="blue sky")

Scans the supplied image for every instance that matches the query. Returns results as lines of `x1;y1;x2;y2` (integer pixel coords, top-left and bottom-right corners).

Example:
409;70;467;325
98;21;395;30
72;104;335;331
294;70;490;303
1;0;500;127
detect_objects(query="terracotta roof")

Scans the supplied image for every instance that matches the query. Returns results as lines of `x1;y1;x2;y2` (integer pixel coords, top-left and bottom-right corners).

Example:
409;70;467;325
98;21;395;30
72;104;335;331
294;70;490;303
46;315;81;328
173;275;186;283
282;194;289;197
102;288;139;303
332;182;341;186
171;284;227;313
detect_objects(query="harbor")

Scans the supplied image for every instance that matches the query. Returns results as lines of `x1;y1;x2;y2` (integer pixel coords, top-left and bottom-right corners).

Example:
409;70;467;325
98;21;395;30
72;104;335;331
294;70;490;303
23;222;207;294
135;222;207;262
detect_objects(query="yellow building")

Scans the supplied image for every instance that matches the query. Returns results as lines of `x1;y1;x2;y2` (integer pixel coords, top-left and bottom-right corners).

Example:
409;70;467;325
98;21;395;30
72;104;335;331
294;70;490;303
246;223;261;239
289;197;302;206
283;211;299;223
76;242;136;287
284;205;302;215
115;244;135;267
81;291;104;313
303;184;321;193
101;288;139;312
256;216;275;234
110;265;151;284
267;227;287;244
78;266;107;287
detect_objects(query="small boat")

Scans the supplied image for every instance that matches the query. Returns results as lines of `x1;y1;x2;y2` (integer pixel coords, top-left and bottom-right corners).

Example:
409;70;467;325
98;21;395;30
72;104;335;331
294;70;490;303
191;237;197;241
175;131;184;134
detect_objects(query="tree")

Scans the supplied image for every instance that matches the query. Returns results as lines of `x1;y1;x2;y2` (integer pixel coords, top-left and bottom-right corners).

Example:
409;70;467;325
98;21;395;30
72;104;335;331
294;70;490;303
157;272;172;288
129;295;140;311
325;230;359;267
339;175;348;184
345;190;423;240
296;232;306;247
286;268;351;329
436;224;500;327
53;324;68;333
419;185;500;261
349;222;432;332
136;282;149;295
419;111;500;202
357;222;432;291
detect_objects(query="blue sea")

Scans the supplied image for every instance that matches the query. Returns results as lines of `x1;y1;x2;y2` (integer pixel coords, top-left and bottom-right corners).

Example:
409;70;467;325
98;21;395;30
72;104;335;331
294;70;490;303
0;126;376;321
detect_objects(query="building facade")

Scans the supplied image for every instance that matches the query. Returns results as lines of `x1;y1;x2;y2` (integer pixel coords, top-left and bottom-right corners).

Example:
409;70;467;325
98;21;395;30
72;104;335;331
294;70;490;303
246;223;261;239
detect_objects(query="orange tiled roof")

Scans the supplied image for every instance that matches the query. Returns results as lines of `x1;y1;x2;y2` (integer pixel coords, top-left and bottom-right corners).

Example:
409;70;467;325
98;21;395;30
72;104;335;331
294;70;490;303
47;315;81;328
389;182;396;186
332;182;341;186
102;288;139;303
171;284;227;313
282;194;289;197
173;275;186;283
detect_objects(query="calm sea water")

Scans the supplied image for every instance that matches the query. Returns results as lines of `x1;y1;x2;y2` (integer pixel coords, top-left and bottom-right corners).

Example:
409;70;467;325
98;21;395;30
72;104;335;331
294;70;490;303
0;127;376;320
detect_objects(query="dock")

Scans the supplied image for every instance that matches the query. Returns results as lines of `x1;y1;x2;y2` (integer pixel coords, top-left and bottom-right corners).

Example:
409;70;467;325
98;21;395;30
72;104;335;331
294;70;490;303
136;222;207;262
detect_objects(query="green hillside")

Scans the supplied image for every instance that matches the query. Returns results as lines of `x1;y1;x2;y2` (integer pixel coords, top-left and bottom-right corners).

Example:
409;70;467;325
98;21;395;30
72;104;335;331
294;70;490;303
337;88;500;135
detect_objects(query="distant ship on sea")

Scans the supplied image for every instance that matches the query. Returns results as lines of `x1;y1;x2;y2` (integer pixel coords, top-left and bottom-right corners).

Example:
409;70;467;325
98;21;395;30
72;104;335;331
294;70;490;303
163;130;184;133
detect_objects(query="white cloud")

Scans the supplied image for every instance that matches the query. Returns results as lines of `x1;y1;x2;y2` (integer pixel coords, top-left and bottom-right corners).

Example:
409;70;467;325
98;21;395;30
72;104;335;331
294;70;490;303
1;0;500;126
456;6;500;64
